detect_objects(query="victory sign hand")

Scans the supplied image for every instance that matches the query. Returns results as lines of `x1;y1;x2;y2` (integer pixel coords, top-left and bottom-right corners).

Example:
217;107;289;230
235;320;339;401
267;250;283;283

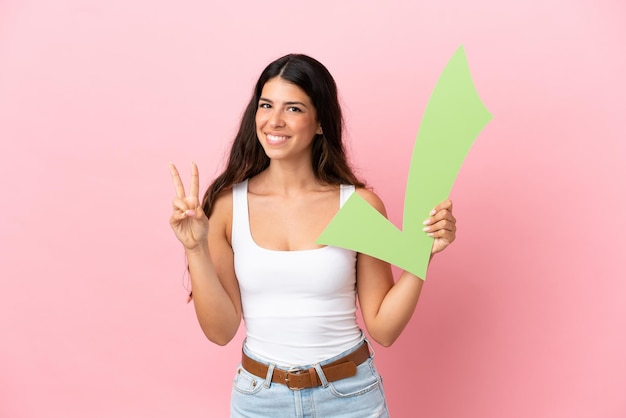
169;162;209;251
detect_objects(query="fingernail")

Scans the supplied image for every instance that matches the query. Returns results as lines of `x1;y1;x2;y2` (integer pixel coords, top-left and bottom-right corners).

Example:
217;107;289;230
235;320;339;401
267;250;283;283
427;233;434;237
423;226;431;232
423;219;431;225
430;210;436;216
185;210;196;217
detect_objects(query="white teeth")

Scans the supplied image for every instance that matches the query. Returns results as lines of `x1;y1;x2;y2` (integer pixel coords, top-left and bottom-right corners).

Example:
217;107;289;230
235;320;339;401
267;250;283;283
266;134;288;145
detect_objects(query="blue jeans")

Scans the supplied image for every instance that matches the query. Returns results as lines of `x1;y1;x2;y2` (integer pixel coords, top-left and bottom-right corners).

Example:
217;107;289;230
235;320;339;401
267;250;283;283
230;340;390;417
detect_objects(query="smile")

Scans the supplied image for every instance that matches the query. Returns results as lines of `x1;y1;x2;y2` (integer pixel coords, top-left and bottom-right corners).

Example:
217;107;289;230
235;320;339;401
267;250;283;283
266;134;289;145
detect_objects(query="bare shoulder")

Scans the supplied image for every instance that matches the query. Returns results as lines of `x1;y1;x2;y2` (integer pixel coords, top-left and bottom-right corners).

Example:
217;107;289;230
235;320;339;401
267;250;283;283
355;187;388;217
210;187;233;217
208;187;233;243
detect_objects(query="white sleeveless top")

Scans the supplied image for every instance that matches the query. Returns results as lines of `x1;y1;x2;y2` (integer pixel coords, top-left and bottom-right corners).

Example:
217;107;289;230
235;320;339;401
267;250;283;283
232;179;363;366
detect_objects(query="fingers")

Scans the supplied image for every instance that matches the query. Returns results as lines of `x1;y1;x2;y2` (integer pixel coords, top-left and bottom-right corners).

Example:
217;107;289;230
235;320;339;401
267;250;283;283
190;162;200;200
423;200;454;225
426;226;456;241
431;199;453;214
169;163;186;199
423;199;456;236
426;211;456;231
172;197;198;221
426;200;457;255
423;218;456;238
172;197;189;215
170;162;201;201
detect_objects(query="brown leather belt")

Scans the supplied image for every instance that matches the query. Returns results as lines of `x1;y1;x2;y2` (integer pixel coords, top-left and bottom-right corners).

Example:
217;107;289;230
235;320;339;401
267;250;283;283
241;343;371;390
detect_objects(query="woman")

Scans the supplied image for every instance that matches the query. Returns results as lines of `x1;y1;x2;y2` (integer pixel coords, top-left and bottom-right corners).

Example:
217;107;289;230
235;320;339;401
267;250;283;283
169;54;456;417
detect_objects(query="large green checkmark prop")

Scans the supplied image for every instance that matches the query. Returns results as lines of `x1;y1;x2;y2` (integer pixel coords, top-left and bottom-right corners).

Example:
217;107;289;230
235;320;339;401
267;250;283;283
316;46;492;279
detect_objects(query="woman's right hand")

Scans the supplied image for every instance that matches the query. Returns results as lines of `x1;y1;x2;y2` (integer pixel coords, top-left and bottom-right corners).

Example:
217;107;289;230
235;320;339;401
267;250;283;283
169;162;209;251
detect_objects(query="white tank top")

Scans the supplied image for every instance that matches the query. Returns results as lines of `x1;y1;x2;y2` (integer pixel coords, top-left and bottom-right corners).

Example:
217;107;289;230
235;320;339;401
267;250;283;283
232;179;363;366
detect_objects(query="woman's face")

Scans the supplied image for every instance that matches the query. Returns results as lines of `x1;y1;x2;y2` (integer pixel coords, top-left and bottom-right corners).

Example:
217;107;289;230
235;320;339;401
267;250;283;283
255;77;322;163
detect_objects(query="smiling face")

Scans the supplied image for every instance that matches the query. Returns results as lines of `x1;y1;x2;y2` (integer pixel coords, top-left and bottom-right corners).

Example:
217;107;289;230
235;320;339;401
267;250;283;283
255;76;323;163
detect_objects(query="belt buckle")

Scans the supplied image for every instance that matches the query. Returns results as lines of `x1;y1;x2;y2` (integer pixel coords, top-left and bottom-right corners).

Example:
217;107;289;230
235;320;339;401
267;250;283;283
285;367;306;390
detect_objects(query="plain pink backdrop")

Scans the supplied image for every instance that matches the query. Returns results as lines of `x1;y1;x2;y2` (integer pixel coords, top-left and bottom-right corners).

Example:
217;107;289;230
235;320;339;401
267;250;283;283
1;1;625;417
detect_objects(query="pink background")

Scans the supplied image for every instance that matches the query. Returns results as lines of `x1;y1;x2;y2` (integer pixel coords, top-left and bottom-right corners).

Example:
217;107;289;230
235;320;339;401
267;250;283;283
1;1;625;417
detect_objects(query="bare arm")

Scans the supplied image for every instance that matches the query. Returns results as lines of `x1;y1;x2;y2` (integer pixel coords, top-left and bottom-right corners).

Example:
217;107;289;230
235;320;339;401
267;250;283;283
355;188;456;347
169;163;242;345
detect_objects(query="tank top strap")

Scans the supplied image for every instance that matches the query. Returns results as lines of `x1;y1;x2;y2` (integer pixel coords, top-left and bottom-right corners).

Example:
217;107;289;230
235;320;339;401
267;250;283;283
231;179;250;248
339;184;355;207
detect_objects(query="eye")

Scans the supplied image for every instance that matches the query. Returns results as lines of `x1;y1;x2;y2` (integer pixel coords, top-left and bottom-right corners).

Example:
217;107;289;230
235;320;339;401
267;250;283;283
286;106;302;112
258;102;271;109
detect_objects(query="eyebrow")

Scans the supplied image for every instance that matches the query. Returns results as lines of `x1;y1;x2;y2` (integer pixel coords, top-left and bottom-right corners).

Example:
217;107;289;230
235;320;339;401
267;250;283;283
259;97;309;108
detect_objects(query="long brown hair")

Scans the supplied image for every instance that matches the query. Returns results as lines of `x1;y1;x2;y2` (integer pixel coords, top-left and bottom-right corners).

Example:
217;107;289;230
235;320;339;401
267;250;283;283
201;54;365;217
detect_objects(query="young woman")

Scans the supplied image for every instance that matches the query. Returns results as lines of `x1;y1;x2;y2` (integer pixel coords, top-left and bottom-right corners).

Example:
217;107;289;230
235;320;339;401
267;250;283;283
169;54;456;417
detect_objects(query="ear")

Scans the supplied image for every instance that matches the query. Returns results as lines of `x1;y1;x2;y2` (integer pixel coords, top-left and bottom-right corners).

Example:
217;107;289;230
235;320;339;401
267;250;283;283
316;125;323;135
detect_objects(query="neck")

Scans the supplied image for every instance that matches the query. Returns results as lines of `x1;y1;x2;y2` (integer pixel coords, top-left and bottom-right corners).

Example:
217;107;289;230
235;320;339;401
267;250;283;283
253;160;323;196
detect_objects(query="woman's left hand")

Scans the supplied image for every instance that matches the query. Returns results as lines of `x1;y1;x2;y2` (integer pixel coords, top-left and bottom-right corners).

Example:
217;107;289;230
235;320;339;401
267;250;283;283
423;199;456;255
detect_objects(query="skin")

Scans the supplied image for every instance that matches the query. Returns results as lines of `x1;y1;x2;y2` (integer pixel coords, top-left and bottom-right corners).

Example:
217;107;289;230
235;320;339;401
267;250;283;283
169;77;457;347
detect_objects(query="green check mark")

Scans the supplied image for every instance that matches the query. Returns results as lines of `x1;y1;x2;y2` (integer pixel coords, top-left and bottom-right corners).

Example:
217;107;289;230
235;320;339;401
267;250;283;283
316;46;492;279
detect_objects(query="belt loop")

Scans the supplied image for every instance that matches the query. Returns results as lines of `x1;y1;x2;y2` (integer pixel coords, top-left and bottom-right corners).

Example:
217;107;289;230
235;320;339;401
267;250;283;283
313;363;329;388
264;363;275;389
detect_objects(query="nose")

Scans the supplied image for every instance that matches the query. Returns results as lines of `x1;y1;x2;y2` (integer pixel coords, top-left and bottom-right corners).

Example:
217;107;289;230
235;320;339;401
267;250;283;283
269;109;285;128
